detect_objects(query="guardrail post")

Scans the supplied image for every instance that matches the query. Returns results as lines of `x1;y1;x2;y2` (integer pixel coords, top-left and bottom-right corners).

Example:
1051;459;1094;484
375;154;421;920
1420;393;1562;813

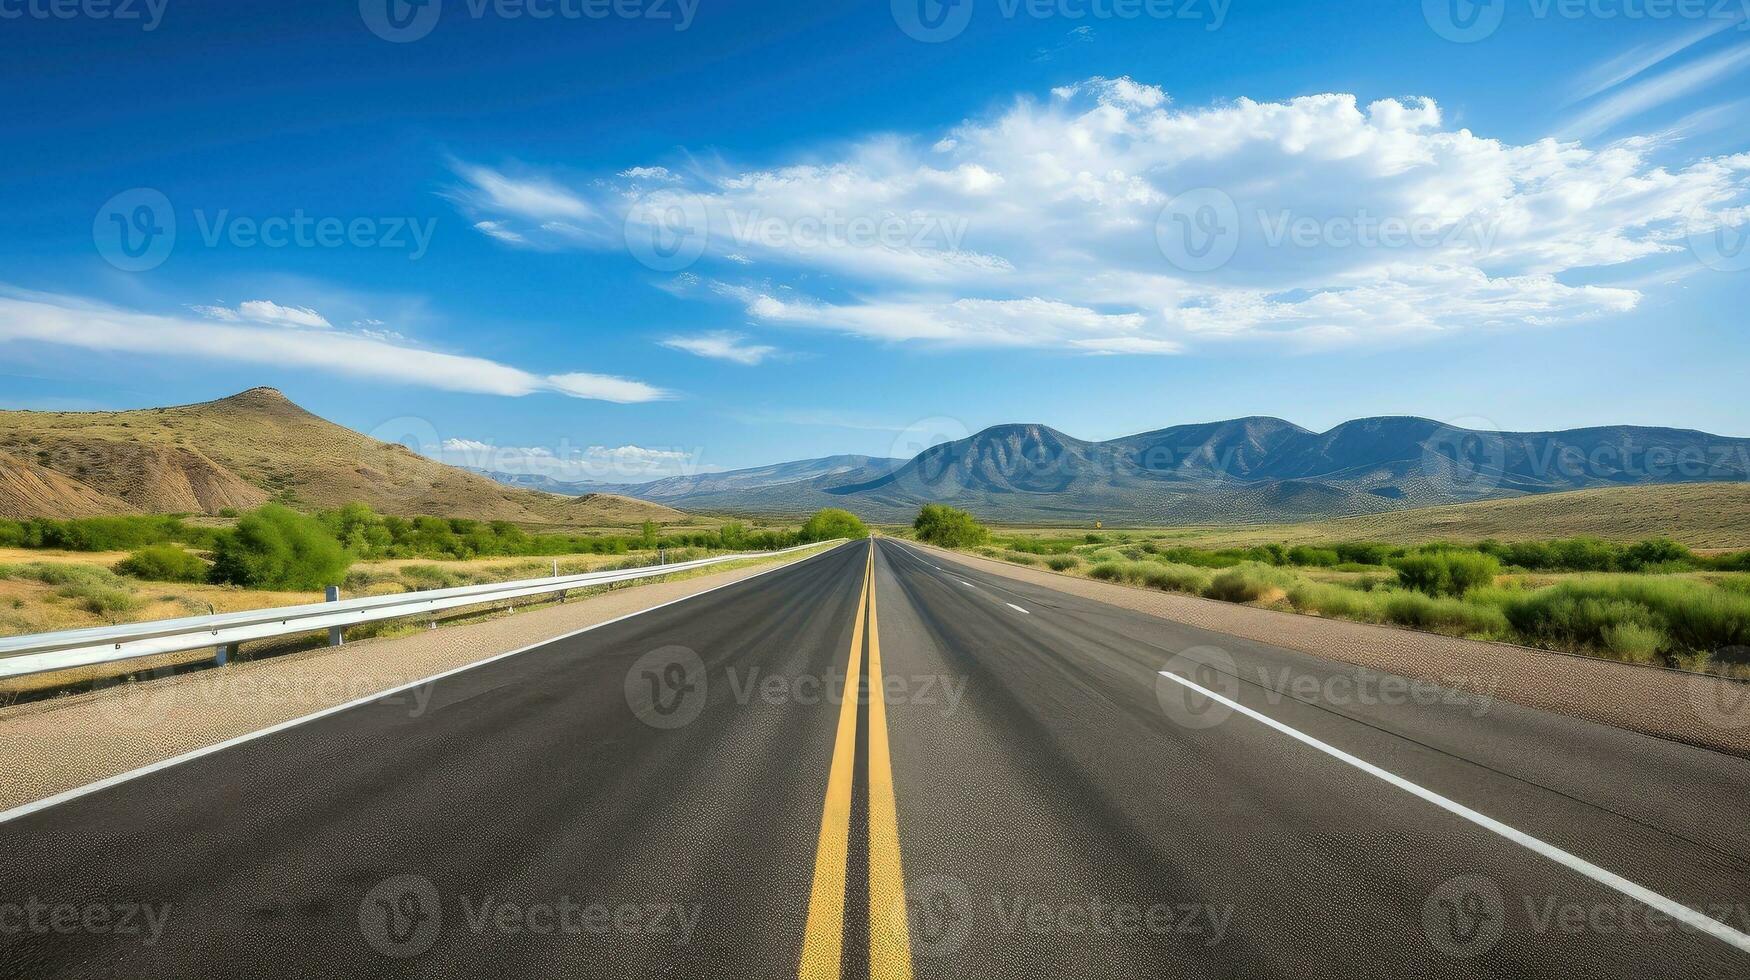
214;641;238;666
326;586;344;646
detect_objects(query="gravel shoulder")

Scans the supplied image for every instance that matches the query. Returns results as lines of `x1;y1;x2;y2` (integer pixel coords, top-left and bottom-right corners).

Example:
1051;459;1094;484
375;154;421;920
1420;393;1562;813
912;541;1750;757
0;544;840;812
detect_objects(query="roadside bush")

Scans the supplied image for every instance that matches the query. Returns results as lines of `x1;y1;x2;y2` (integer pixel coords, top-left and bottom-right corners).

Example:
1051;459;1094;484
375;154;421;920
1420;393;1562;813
1088;560;1209;594
1382;591;1507;636
800;508;869;542
1391;549;1500;597
912;505;989;548
115;544;209;583
209;504;353;591
1001;552;1039;566
1286;546;1341;567
1493;576;1750;655
1285;580;1384;622
1045;554;1080;571
1203;564;1298;604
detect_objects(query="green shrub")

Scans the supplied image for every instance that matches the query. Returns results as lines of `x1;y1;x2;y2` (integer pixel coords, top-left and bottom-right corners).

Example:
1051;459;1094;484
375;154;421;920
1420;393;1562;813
1391;549;1500;597
115;544;209;583
1001;552;1039;566
1088;560;1209;594
1382;591;1507;635
913;505;989;548
1494;576;1750;655
1045;554;1080;571
800;508;869;542
1285;580;1385;622
1203;564;1298;603
209;504;353;590
1286;546;1341;567
1600;622;1667;662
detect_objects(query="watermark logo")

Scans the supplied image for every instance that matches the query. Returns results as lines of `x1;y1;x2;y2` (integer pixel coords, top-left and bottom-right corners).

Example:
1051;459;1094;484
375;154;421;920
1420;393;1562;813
1689;208;1750;273
1155;646;1238;729
889;415;973;489
908;873;974;957
623;190;710;272
1423;874;1506;958
94;188;175;272
625;645;708;729
893;0;976;41
1688;652;1750;731
359;874;444;958
1420;416;1508;497
360;416;446;504
1424;0;1507;41
1155;188;1239;274
360;0;443;41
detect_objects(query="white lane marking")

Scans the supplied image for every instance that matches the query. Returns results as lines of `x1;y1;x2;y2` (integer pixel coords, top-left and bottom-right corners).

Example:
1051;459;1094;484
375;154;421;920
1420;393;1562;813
1157;670;1750;955
1006;603;1031;615
959;580;977;589
0;543;854;826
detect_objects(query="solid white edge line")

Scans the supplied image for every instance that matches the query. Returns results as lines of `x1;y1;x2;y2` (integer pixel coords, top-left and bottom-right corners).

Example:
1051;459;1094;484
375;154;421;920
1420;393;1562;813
1006;603;1030;615
1157;669;1750;955
0;542;853;826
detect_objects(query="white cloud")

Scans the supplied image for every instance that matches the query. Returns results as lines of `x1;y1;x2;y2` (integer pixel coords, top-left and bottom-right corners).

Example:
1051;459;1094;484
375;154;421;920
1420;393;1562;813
1561;43;1750;138
433;437;713;481
1567;16;1743;103
456;77;1750;355
473;220;527;245
195;299;332;328
660;331;780;365
0;288;672;404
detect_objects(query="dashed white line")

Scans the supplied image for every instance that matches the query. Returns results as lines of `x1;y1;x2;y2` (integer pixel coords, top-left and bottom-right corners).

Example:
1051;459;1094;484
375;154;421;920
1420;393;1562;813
1005;603;1031;615
959;580;976;589
1157;669;1750;955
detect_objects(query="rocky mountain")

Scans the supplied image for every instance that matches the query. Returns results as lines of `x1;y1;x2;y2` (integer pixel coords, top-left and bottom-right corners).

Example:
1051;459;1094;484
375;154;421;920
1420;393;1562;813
523;416;1750;524
0;389;686;527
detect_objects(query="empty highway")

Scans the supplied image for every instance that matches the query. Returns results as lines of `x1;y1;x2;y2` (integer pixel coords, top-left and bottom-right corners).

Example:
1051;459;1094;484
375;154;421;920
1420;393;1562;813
2;539;1748;978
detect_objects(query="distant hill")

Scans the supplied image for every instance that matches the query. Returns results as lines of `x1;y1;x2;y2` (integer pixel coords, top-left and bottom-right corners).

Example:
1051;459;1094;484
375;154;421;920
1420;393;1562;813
478;454;906;506
0;388;687;528
552;416;1750;524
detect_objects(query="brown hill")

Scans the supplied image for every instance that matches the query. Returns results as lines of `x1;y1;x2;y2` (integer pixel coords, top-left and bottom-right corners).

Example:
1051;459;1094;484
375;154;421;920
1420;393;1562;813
0;388;688;528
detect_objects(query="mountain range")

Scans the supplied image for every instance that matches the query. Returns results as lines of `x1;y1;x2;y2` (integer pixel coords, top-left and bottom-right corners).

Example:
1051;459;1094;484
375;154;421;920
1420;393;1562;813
486;416;1750;524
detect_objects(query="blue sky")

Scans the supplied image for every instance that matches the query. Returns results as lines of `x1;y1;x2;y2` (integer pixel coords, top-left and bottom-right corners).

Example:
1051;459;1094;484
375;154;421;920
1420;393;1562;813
2;0;1747;482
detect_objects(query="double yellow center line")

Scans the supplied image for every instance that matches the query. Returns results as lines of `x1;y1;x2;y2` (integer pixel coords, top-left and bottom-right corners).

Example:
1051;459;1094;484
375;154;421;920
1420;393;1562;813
799;542;914;980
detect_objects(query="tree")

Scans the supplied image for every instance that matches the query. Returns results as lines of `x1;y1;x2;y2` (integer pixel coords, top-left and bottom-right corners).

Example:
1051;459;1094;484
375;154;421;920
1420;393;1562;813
912;504;988;547
800;508;869;542
210;504;353;590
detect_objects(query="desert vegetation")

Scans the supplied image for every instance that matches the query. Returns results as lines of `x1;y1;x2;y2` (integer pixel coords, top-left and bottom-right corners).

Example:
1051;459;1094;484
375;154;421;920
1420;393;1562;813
947;530;1750;675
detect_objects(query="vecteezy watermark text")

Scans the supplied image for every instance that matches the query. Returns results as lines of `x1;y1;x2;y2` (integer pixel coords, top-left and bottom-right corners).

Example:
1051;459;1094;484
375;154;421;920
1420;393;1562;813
193;210;436;260
360;0;698;43
892;0;1230;43
0;899;171;946
0;0;168;30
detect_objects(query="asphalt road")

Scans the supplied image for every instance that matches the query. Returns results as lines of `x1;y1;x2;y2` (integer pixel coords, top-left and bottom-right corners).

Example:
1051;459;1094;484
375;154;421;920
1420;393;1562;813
2;538;1748;978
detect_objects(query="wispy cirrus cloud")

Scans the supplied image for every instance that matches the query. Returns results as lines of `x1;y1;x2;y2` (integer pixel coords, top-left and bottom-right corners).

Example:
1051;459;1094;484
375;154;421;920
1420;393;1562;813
659;330;781;365
1561;41;1750;139
0;287;672;403
452;76;1750;356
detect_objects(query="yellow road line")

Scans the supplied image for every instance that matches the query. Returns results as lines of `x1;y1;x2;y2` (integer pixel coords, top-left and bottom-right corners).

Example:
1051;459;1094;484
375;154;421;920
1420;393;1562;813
798;544;872;980
865;543;915;979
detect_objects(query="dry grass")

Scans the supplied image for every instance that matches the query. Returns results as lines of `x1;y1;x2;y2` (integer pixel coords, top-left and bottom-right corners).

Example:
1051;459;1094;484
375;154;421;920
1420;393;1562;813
988;482;1750;550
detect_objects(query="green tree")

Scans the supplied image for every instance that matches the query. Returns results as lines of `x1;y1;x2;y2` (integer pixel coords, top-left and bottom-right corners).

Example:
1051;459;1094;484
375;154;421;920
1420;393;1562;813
912;504;988;547
800;509;869;542
210;504;353;590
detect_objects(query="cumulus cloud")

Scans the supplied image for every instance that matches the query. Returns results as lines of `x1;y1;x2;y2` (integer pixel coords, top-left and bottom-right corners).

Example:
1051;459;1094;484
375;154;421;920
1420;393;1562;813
0;288;671;403
659;331;780;365
454;76;1750;355
433;437;713;481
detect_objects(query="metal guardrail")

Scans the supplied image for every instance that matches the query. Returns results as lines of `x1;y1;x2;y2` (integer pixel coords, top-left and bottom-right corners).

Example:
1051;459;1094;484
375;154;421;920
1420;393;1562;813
0;542;836;679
